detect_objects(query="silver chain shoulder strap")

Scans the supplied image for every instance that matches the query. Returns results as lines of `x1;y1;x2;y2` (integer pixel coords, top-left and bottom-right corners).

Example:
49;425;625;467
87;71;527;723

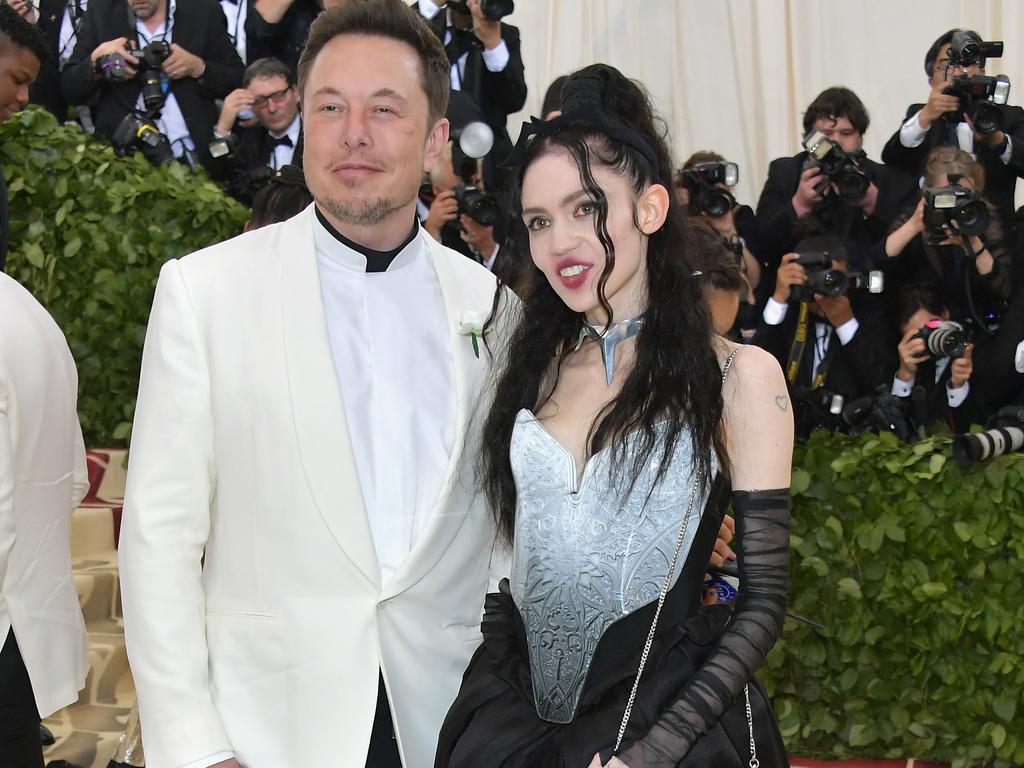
613;347;758;768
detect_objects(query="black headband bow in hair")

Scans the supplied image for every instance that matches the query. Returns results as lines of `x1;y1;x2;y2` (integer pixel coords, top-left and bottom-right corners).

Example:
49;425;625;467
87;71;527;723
503;101;659;170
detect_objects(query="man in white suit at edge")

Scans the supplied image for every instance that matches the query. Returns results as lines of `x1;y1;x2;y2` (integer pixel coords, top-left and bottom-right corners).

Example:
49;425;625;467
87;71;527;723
0;272;91;767
118;2;508;767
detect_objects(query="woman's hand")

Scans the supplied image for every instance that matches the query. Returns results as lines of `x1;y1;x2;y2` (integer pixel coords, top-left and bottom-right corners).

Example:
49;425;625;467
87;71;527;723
588;754;630;767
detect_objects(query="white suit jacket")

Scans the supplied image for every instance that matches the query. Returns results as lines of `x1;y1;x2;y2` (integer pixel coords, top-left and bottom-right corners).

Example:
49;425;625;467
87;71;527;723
119;205;505;768
0;273;89;718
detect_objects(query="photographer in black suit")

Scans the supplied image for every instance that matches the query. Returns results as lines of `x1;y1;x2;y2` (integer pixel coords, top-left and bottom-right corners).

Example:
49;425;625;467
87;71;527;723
208;56;300;202
415;0;526;189
60;0;243;170
752;236;896;437
882;30;1024;234
756;87;919;273
25;0;90;123
891;283;989;433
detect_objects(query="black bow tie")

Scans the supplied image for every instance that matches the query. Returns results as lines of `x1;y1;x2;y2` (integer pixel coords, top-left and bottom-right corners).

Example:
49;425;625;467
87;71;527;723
268;134;293;149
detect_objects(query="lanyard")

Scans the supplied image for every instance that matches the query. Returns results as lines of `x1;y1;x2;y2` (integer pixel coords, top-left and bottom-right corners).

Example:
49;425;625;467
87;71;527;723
786;302;833;390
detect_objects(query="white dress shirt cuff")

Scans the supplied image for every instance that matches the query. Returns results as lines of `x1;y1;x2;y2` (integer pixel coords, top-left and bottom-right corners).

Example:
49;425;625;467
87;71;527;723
834;317;859;346
179;752;234;768
417;0;442;19
946;379;970;408
900;110;928;148
762;297;789;326
891;376;914;398
1000;135;1014;164
481;39;510;72
1016;340;1024;373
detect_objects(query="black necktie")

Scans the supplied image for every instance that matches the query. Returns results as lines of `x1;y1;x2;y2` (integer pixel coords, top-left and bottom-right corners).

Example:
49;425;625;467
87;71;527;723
269;134;293;149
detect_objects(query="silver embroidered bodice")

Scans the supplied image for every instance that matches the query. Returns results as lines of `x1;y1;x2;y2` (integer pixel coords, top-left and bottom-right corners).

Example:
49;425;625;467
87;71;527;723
509;409;716;723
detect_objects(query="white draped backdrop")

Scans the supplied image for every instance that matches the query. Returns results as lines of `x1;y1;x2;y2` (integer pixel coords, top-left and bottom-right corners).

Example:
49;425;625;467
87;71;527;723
502;0;1024;206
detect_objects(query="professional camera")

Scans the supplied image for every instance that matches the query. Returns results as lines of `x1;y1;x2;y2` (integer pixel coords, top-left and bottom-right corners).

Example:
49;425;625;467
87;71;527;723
801;129;870;203
112;112;174;166
842;387;916;442
949;30;1003;69
453;183;499;227
787;251;882;302
943;74;1011;135
448;0;514;20
136;40;172;112
923;184;989;242
682;161;739;217
953;405;1024;465
913;319;969;360
95;52;131;81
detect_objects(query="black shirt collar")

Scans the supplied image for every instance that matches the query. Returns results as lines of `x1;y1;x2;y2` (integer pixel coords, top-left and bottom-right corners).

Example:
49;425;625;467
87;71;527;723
314;206;419;273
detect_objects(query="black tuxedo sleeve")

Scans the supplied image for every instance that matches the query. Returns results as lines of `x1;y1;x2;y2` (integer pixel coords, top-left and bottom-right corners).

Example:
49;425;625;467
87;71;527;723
974;203;1015;302
836;319;895;394
992;105;1024;179
754;159;800;269
478;25;527;117
750;312;793;369
60;2;106;107
973;285;1024;408
881;104;929;175
194;5;244;100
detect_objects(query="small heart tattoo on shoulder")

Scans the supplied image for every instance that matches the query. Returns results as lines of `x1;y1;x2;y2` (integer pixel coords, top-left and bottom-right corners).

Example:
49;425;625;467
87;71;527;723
775;395;789;412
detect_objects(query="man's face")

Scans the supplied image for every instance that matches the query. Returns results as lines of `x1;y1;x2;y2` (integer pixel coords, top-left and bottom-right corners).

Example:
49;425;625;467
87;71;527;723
250;75;298;134
302;34;447;230
811;116;862;154
0;46;41;124
129;0;163;20
929;42;984;87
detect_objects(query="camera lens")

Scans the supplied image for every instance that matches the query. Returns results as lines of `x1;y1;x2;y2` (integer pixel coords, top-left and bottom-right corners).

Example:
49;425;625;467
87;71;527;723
971;101;1003;135
923;322;967;358
837;169;869;202
955;199;989;235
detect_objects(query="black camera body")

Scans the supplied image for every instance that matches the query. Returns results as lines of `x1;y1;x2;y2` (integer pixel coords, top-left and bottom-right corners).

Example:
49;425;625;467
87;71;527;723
453;183;499;227
448;0;514;20
913;319;969;360
923;184;989;242
842;387;915;442
943;74;1011;135
949;30;1003;69
111;112;174;166
682;161;738;217
801;130;870;203
96;52;131;81
789;251;883;302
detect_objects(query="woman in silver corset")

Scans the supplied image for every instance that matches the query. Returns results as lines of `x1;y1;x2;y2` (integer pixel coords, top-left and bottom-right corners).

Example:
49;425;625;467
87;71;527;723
435;63;794;768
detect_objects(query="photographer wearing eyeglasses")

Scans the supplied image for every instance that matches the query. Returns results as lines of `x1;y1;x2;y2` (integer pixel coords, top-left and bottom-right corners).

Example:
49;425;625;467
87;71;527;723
60;0;244;170
882;29;1024;234
756;87;919;276
208;56;300;202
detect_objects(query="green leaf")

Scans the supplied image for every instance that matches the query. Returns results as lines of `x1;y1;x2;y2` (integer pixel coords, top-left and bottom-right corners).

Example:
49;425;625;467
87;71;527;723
63;237;82;258
23;242;45;268
791;468;810;494
953;521;974;542
838;578;863;599
929;452;946;474
916;581;948;598
993;694;1017;722
992;723;1007;749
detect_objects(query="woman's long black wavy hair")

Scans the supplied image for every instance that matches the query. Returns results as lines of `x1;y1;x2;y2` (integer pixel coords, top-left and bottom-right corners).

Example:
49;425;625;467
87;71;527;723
481;64;729;545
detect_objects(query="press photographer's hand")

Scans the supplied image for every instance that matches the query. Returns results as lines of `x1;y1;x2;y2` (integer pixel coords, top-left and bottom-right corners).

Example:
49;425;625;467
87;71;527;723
897;328;929;382
425;190;459;240
792;166;824;217
773;252;806;303
468;0;502;49
162;43;205;80
920;80;961;128
459;215;498;259
950;343;974;388
91;37;139;76
217;89;256;134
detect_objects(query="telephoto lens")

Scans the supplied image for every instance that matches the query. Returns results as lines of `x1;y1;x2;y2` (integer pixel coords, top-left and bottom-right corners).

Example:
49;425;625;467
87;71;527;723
915;320;968;359
953;426;1024;465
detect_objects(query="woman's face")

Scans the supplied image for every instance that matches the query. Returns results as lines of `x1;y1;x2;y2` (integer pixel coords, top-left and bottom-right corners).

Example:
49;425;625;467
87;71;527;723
520;146;665;324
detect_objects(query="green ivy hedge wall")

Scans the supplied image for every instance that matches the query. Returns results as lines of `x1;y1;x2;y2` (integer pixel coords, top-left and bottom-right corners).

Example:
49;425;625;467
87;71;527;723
4;108;1022;768
1;106;248;447
762;429;1024;767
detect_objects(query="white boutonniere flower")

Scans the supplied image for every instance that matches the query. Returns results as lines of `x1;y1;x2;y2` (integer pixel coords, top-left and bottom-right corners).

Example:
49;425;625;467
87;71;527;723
458;310;489;358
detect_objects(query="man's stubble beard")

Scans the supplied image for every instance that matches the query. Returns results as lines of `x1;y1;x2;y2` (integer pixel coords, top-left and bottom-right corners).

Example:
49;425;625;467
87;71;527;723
317;182;416;228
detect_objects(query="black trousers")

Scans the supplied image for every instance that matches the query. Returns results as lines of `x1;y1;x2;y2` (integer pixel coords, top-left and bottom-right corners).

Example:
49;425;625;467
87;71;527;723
0;629;44;768
366;671;402;768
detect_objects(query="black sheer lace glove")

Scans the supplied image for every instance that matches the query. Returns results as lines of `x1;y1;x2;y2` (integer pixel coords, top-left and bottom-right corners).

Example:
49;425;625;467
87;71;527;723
617;488;791;768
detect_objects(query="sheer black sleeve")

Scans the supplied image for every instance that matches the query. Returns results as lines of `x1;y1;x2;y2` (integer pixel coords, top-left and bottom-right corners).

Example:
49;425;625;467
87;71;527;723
617;488;791;767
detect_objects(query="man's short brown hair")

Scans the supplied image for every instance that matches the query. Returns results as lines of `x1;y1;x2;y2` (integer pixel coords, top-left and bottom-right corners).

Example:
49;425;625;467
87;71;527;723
297;0;450;125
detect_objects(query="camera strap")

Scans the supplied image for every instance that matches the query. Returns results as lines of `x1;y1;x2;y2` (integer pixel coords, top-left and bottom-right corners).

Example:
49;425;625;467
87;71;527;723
786;302;832;390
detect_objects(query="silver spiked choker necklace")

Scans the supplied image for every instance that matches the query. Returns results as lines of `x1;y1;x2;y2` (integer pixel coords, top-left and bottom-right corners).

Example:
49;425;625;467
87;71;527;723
575;315;644;385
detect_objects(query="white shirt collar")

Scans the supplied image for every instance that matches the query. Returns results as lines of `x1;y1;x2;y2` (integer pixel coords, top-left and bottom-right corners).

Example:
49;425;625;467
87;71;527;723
313;207;424;274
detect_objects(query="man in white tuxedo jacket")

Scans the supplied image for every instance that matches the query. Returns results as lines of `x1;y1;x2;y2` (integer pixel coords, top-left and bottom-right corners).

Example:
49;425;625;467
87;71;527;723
0;273;90;767
119;3;507;768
